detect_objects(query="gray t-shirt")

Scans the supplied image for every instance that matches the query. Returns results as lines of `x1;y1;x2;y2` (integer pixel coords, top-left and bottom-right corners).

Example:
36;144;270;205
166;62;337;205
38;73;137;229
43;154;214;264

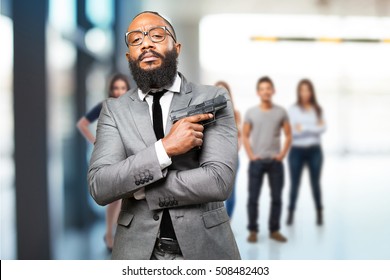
244;104;288;158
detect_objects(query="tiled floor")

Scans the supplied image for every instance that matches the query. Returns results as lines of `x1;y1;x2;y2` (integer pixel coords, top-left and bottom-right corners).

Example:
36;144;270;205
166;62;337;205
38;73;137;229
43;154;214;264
54;221;111;260
231;154;390;260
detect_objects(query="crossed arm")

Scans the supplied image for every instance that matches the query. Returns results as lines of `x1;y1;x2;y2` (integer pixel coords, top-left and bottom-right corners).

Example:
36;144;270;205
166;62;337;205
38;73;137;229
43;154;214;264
88;89;238;210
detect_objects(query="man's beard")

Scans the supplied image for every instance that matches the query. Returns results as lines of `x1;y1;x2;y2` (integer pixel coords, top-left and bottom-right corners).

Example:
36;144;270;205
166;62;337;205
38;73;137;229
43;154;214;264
128;48;178;93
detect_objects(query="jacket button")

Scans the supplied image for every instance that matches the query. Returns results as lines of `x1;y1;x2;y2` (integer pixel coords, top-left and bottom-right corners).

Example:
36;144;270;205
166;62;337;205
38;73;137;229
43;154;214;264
140;179;145;184
159;202;164;207
153;214;159;221
149;175;153;180
135;180;140;185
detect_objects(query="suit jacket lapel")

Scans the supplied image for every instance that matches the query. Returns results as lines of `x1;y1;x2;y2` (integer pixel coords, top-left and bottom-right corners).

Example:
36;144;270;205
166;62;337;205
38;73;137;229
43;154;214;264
165;74;193;134
127;89;157;147
127;73;193;147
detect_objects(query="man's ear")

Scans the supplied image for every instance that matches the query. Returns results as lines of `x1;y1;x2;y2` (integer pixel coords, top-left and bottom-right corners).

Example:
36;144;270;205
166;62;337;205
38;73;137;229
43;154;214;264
175;43;182;55
125;52;130;62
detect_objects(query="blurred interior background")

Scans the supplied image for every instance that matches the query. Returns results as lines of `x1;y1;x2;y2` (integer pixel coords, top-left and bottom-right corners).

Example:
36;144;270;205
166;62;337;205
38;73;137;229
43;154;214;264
1;0;390;260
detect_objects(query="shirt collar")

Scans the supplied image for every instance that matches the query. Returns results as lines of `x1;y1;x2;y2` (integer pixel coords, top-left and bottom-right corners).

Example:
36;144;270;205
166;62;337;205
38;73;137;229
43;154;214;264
138;73;181;101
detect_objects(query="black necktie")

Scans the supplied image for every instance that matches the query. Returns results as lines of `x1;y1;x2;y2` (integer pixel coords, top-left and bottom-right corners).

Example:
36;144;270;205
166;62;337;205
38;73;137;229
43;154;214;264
150;89;167;140
149;89;177;240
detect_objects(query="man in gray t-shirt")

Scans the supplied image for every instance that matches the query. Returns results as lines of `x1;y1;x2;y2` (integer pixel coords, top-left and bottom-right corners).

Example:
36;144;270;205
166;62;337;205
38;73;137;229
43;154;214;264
243;76;292;243
244;105;288;159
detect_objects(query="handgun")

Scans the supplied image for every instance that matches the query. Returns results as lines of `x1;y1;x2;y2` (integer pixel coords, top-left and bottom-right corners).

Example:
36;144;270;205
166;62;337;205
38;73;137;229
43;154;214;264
170;95;227;126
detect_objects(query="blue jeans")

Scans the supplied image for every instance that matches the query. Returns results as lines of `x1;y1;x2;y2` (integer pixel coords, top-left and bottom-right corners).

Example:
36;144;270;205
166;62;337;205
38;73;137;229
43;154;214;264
225;159;239;218
247;159;284;233
288;145;323;211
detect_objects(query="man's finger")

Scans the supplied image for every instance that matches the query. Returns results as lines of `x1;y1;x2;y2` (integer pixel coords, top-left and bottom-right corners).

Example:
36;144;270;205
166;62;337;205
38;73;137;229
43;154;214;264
192;131;203;139
186;113;213;123
190;123;204;132
195;138;203;147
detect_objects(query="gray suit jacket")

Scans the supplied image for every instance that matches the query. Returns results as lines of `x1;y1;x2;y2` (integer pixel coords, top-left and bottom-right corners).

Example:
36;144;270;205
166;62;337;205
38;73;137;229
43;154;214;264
88;73;241;260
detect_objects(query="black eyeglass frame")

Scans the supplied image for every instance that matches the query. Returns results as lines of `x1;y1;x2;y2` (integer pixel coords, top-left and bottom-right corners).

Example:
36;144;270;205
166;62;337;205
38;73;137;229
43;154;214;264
125;26;177;47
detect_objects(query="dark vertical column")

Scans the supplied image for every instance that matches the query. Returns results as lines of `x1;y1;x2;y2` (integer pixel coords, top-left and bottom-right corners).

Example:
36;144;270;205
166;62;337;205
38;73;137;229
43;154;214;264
13;0;51;259
63;0;95;229
114;0;141;83
112;0;120;72
74;0;94;226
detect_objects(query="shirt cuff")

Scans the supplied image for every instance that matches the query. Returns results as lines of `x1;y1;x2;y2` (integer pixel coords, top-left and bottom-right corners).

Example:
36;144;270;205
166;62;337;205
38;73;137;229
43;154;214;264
155;140;172;170
134;187;145;200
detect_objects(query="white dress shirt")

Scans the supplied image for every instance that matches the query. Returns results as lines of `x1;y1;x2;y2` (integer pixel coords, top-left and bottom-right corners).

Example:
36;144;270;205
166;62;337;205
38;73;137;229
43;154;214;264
133;74;181;199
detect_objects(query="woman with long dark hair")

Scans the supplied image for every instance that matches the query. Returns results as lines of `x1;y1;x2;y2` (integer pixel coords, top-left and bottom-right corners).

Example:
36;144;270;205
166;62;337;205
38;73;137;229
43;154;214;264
215;81;241;219
77;73;130;251
287;79;326;226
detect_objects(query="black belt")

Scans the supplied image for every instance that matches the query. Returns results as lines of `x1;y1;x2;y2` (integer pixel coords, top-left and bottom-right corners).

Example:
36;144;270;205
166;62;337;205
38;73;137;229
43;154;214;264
155;237;182;255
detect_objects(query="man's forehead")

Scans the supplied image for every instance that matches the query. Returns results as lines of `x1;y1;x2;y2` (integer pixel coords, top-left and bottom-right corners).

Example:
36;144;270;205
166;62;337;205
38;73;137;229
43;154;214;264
127;13;166;31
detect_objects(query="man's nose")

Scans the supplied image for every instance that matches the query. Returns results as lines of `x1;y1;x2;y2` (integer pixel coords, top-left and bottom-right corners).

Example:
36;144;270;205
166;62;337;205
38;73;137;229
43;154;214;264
140;35;155;51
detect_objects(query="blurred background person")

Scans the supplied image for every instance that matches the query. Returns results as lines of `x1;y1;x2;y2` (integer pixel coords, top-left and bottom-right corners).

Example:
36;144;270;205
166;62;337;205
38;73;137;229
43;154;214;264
215;81;242;220
76;73;130;251
243;76;292;243
287;79;326;226
77;74;130;143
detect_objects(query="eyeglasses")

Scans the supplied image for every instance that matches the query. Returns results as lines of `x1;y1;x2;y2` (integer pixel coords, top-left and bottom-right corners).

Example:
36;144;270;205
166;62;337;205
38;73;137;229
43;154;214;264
125;26;176;47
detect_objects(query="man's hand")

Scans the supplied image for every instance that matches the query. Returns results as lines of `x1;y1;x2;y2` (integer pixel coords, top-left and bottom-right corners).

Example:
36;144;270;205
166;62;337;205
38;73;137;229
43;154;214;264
249;155;261;161
162;113;213;157
274;153;285;161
